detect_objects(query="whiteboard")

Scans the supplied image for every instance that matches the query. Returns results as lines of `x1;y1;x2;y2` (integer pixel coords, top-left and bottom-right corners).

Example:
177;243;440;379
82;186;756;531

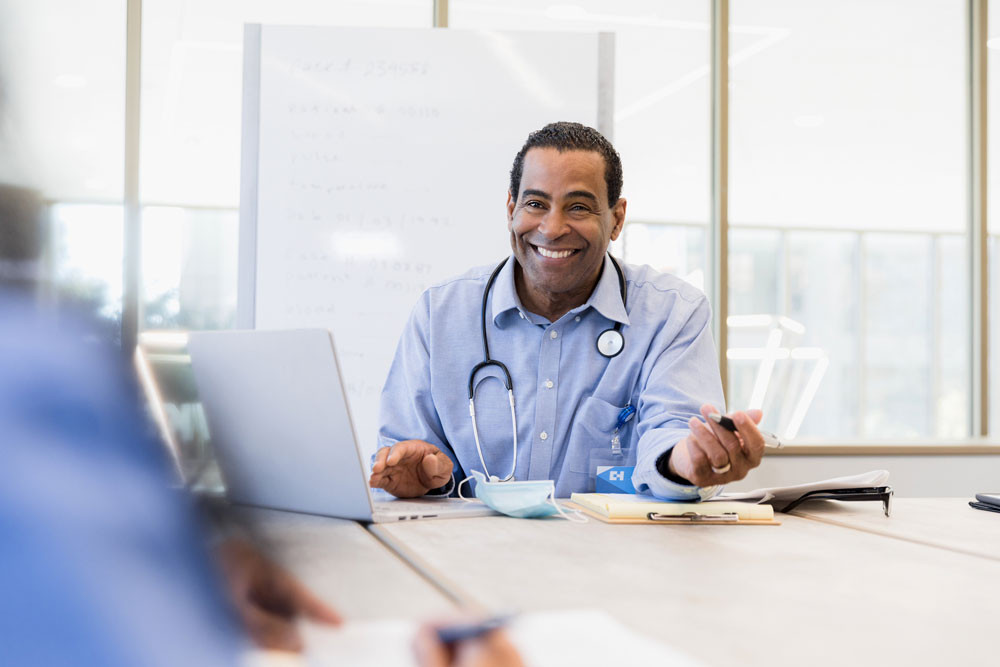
239;25;612;461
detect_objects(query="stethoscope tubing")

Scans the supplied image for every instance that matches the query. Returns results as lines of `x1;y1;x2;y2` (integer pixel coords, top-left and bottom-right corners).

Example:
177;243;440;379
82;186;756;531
468;254;627;481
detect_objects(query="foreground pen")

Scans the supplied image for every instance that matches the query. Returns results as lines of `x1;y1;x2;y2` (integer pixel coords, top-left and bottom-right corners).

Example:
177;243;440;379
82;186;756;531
436;615;514;645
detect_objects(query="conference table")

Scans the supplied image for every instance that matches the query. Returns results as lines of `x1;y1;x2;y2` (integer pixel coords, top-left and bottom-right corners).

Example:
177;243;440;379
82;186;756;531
252;499;999;666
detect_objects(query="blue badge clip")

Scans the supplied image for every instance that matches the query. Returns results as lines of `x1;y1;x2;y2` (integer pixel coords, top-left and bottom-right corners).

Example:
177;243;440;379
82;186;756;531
610;405;636;455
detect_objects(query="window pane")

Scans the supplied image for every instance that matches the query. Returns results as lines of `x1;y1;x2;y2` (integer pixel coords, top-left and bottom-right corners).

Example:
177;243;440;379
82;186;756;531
50;203;124;342
728;228;781;315
142;207;238;331
988;0;1000;234
0;1;125;201
727;229;860;439
987;2;999;433
935;234;969;437
864;234;934;437
619;223;706;292
786;231;859;438
452;1;711;281
729;0;969;440
141;0;433;207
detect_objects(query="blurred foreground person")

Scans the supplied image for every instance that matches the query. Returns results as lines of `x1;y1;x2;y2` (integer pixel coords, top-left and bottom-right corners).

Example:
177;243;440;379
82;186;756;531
0;265;245;664
0;184;343;663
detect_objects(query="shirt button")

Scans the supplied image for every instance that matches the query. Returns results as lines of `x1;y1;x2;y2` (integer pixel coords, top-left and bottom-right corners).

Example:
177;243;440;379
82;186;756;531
544;379;554;389
550;330;558;339
575;316;581;322
519;312;526;319
539;431;548;440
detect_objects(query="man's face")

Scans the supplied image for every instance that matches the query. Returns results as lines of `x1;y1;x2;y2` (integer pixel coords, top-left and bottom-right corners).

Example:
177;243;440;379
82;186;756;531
507;147;626;307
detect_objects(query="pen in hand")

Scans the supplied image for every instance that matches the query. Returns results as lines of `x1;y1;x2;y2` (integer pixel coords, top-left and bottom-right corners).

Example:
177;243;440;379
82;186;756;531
707;412;782;448
435;614;513;645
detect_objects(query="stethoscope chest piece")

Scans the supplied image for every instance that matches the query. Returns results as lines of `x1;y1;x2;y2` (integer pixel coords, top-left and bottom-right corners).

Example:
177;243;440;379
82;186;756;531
596;328;625;358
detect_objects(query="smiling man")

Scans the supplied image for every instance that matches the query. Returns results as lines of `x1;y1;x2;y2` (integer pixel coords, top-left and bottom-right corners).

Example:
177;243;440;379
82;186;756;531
370;122;767;500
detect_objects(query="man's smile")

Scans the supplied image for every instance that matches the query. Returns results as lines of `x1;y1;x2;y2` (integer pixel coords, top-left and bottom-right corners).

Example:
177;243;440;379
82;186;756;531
530;243;581;260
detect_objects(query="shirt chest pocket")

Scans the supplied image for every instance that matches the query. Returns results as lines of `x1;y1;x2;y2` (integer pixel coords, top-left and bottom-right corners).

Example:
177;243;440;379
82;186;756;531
568;396;636;474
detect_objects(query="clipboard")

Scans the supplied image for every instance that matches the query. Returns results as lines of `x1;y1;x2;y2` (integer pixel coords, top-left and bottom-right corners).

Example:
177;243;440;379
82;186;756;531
565;502;781;525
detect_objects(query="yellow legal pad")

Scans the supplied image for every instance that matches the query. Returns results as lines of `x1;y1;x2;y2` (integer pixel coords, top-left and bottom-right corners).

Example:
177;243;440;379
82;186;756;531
568;493;780;525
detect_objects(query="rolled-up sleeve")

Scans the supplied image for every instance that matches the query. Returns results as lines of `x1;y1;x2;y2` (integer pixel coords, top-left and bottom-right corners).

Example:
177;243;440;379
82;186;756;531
377;291;462;493
631;295;726;501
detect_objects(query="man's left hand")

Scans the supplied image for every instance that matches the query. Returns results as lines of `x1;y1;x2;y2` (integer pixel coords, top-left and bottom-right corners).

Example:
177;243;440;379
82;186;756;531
667;404;766;487
216;537;342;652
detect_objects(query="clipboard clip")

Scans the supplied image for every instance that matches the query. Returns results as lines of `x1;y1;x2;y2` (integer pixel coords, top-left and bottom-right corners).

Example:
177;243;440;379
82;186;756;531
646;511;740;523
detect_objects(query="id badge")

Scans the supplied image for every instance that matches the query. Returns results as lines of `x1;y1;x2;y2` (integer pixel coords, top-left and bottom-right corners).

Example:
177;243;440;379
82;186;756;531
595;465;636;494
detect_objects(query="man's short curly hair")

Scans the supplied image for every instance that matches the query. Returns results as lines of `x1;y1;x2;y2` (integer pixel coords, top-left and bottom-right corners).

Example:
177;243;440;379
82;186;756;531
508;122;623;206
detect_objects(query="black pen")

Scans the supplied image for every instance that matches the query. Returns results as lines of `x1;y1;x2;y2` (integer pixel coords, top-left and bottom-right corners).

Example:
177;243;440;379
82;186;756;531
707;412;782;448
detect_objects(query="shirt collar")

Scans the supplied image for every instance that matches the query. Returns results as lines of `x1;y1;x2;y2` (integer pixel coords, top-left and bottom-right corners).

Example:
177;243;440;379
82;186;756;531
588;255;630;326
490;256;523;326
491;254;630;327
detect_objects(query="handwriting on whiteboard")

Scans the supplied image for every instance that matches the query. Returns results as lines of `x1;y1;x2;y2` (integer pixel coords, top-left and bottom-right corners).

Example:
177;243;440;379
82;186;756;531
282;210;454;230
288;58;430;78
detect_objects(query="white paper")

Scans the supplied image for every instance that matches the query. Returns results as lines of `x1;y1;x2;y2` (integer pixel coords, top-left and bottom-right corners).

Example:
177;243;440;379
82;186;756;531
712;469;890;504
292;608;701;667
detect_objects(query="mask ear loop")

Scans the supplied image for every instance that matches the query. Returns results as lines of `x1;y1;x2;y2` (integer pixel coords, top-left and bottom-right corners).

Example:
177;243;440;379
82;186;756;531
457;475;475;501
550;493;588;523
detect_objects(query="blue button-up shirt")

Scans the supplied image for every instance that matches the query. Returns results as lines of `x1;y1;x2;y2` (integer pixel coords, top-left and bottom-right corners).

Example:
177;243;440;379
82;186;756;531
0;292;244;665
378;255;725;500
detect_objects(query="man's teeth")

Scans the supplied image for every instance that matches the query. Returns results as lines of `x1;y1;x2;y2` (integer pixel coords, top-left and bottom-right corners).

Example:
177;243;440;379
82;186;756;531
536;246;574;259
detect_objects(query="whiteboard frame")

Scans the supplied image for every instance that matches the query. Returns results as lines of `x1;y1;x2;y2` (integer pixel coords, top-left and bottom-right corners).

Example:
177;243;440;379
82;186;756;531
237;23;262;328
236;26;614;329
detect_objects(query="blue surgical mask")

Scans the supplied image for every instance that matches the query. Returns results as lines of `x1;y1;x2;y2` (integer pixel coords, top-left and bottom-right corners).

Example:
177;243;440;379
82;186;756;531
460;470;561;519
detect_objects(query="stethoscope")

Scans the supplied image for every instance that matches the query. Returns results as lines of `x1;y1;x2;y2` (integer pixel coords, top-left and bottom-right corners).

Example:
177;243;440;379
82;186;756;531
467;253;628;481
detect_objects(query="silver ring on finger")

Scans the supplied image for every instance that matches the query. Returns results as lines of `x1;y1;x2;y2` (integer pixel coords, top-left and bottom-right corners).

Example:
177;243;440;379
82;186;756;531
711;462;732;474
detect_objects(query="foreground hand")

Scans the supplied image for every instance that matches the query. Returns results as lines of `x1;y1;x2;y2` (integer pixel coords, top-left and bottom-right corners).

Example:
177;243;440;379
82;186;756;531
414;624;524;667
369;440;454;498
216;538;342;652
667;404;765;487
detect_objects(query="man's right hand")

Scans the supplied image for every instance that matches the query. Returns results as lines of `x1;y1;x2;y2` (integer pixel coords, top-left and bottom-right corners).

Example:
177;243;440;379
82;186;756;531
369;440;454;498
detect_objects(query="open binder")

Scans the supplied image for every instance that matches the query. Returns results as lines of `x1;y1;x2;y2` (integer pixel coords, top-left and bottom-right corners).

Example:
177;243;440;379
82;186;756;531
716;470;893;517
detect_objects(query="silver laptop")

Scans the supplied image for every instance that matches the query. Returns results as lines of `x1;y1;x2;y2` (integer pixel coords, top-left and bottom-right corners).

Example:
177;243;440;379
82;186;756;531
186;328;494;522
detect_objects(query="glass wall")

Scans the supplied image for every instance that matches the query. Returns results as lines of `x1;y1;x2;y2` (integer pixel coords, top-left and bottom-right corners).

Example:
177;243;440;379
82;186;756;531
141;207;238;330
988;0;1000;435
4;1;997;444
50;203;125;343
452;0;712;291
729;0;969;440
0;1;126;328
